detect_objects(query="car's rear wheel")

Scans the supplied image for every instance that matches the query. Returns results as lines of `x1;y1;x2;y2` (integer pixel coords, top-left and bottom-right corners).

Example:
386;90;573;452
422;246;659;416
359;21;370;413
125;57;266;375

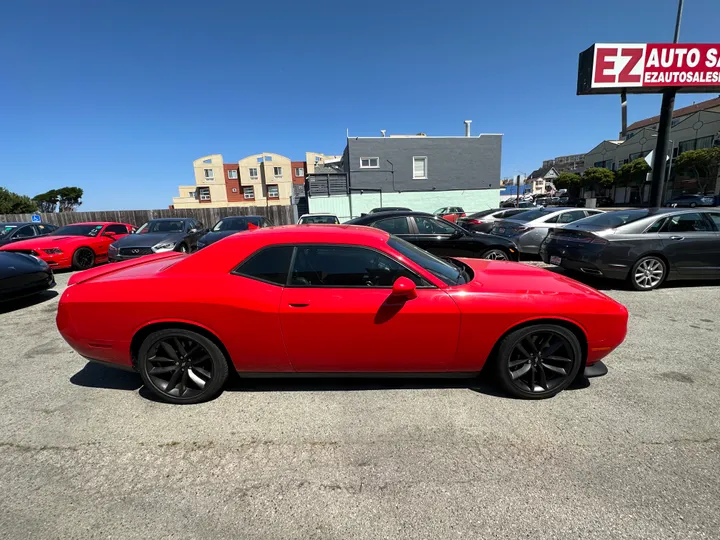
494;324;583;399
629;255;666;291
480;248;509;261
689;202;697;208
72;247;95;270
137;329;229;404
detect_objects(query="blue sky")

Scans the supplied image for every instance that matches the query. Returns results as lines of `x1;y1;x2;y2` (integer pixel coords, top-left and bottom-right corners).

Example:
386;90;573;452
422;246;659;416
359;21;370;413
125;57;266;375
1;0;719;210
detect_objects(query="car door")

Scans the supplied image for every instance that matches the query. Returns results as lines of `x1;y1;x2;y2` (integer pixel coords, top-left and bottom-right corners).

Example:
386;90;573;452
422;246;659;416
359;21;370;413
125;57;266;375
657;212;720;277
34;223;56;238
371;216;414;240
407;216;474;258
279;245;461;372
12;225;38;243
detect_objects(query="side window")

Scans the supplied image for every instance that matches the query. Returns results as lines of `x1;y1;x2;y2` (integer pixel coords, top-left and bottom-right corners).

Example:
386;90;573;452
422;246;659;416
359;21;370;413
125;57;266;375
585;210;603;216
185;220;195;232
662;213;713;233
414;217;456;234
645;218;666;233
234;246;294;285
35;224;54;235
706;212;720;230
558;210;587;224
105;224;129;234
373;217;410;235
291;246;424;287
15;225;37;239
545;215;559;224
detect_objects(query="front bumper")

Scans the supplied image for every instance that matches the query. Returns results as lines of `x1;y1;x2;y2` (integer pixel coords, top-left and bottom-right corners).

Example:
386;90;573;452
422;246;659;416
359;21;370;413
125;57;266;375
584;361;608;378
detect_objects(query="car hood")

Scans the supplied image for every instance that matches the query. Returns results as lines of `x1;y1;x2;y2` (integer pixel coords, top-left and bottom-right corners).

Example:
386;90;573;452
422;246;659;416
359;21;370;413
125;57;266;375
113;233;185;248
0;252;49;278
198;230;237;245
0;236;86;250
455;258;614;300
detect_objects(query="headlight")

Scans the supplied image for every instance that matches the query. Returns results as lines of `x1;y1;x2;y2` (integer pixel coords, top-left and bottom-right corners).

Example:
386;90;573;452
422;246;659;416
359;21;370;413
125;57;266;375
152;241;176;253
108;244;118;253
42;248;63;254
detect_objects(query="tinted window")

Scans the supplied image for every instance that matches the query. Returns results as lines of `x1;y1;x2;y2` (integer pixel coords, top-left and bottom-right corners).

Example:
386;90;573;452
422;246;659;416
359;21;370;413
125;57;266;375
235;246;294;285
36;224;57;235
414;217;456;234
14;225;37;239
645;218;666;233
373;217;410;235
137;220;185;234
0;225;18;238
706;212;720;229
662;213;713;233
213;217;260;231
52;224;103;236
105;224;129;234
508;208;550;222
581;210;651;229
545;215;559;224
291;246;422;287
558;210;587;224
298;215;338;224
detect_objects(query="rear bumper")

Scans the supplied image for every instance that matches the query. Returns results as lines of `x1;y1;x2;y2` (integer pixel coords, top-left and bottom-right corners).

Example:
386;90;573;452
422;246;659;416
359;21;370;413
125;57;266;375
540;245;629;281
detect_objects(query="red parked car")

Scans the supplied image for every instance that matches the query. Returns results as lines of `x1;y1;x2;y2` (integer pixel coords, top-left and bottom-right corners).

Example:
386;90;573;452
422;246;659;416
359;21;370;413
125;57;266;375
0;222;134;270
434;206;466;223
57;225;628;404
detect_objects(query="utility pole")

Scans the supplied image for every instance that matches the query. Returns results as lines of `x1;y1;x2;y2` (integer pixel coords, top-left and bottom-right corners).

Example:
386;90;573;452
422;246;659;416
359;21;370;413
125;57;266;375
620;90;628;139
516;175;521;207
649;0;683;208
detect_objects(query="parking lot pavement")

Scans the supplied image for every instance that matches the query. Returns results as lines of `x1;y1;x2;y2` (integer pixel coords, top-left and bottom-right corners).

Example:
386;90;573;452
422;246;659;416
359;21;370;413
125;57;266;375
1;270;719;539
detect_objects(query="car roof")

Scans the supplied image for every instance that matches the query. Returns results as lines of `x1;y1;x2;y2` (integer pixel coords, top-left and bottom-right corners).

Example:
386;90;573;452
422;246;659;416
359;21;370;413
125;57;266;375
1;222;33;226
221;224;390;245
299;213;336;217
220;215;264;219
60;222;124;226
149;217;191;222
348;211;433;223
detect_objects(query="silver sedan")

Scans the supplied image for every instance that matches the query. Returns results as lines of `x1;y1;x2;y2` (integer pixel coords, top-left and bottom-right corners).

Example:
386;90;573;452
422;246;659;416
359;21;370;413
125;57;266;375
490;207;605;255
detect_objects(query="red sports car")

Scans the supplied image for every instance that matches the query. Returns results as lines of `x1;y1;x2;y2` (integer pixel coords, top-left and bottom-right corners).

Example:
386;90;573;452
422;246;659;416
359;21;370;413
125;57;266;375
57;225;628;404
0;222;134;270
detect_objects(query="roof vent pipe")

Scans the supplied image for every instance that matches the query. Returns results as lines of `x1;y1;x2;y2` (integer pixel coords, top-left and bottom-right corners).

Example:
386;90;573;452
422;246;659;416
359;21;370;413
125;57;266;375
381;130;386;137
464;120;472;137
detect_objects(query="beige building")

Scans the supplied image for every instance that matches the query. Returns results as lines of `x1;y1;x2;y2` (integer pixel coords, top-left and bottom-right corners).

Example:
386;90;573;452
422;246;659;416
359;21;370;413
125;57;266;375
173;153;294;209
305;152;343;174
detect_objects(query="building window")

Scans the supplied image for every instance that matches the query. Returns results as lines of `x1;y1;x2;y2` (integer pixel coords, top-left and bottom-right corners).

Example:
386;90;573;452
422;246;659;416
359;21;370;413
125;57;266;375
315;156;321;162
679;135;714;154
273;166;283;177
360;157;379;168
188;191;196;199
243;186;255;200
413;156;427;179
228;170;238;179
204;169;214;181
265;156;273;162
267;184;280;199
295;167;304;177
248;167;259;179
593;159;613;170
198;187;211;201
203;159;211;164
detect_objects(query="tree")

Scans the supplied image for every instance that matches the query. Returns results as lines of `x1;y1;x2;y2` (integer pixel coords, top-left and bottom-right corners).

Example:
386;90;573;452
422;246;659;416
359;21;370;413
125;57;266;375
582;167;616;190
616;158;651;186
554;172;582;195
675;147;720;194
0;187;38;214
33;189;60;212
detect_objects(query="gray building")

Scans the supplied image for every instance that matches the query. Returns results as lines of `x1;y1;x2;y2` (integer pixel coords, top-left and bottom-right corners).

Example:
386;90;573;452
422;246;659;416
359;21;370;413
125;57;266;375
308;123;503;220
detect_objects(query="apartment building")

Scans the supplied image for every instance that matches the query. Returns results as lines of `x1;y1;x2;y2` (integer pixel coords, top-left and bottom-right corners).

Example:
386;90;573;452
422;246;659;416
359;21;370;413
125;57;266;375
305;152;343;174
542;153;586;173
172;153;295;209
622;96;720;139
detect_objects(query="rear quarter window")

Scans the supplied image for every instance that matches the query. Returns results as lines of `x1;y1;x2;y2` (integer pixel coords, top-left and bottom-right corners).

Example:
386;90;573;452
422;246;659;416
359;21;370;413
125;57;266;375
233;246;294;285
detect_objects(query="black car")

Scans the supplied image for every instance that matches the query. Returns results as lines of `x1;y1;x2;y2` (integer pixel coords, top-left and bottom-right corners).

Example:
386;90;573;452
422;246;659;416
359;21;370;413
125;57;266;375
457;208;530;233
665;194;715;208
108;218;207;262
0;222;57;247
540;208;720;291
0;252;55;302
346;211;519;261
197;216;272;249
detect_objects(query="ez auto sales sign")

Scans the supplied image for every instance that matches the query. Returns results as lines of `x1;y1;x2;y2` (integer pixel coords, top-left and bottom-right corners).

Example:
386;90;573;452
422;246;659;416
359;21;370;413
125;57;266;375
577;43;720;95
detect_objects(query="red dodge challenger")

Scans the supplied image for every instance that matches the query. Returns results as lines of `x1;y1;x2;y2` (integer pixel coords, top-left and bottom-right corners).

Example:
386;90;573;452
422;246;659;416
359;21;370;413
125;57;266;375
0;222;135;270
57;225;628;404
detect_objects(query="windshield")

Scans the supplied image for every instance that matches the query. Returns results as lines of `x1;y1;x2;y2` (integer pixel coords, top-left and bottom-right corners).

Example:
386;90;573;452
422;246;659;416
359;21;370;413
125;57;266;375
137;220;185;234
51;224;103;237
0;225;18;238
388;237;465;286
212;218;260;232
508;208;550;222
573;209;651;229
299;216;338;224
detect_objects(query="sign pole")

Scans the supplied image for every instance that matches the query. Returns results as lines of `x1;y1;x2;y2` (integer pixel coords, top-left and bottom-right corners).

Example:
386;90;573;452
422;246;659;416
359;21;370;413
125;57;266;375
649;0;684;208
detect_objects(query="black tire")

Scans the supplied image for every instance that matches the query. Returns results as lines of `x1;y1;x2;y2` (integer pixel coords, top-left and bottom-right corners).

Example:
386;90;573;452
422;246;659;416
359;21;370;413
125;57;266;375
137;328;229;404
629;255;666;291
493;324;583;399
689;202;697;208
177;243;189;253
72;247;95;270
480;248;510;261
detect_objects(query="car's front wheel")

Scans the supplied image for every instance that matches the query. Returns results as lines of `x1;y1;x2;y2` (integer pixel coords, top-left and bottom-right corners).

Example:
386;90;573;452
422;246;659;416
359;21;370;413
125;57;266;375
72;247;95;270
480;248;510;261
629;255;666;291
493;324;583;399
137;328;229;404
177;244;189;253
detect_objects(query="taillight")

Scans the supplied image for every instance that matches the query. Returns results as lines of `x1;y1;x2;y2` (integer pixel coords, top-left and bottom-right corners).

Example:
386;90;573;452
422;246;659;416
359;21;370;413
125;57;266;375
467;219;483;225
590;236;608;244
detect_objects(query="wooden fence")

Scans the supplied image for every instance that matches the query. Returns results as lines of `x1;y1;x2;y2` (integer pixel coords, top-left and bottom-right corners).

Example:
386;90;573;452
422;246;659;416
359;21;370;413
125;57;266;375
0;205;295;227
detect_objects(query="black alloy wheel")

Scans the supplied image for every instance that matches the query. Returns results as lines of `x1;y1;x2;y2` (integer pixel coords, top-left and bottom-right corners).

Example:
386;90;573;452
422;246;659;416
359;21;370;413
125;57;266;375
494;324;582;399
137;329;229;404
72;247;95;270
481;248;509;261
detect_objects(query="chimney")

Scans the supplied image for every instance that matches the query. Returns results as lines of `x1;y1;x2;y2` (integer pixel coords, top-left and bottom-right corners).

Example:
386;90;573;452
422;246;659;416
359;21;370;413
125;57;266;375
464;120;472;137
380;130;386;137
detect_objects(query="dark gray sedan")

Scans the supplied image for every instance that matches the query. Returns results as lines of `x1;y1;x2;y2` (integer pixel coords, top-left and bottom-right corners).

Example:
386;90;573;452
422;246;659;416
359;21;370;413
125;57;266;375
108;218;207;262
540;208;720;290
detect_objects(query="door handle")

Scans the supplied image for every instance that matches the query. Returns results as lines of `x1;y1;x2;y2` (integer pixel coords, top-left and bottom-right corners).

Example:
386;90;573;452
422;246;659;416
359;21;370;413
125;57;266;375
289;302;310;308
669;236;684;240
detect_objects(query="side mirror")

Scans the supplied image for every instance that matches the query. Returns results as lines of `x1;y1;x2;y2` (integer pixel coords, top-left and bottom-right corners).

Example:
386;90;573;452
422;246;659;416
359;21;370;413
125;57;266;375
189;228;198;234
391;276;417;299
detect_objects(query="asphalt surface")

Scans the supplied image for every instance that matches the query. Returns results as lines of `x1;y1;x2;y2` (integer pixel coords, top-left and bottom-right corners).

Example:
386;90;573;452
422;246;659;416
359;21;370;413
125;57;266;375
1;269;719;539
